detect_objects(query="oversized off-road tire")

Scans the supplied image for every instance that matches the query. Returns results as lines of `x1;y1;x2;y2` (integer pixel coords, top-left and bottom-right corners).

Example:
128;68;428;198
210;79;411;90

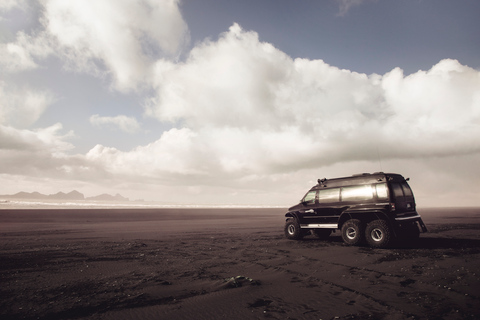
365;219;392;248
311;229;332;240
284;218;304;240
341;219;364;246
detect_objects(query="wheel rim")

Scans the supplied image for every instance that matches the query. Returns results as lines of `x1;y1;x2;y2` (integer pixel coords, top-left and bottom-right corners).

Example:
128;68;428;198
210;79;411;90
370;228;384;242
346;227;357;240
288;225;296;235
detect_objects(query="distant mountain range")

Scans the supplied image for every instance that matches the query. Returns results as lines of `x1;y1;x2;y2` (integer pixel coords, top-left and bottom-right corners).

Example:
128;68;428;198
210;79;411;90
0;190;129;202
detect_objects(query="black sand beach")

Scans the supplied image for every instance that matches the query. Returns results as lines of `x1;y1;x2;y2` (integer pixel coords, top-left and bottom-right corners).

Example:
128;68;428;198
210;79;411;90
1;207;479;319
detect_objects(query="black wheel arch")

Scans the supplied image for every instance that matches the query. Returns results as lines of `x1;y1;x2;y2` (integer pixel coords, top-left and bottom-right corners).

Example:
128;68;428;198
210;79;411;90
285;211;301;222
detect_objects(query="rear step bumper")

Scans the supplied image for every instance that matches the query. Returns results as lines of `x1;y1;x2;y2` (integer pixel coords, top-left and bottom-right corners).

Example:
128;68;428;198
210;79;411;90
395;213;428;232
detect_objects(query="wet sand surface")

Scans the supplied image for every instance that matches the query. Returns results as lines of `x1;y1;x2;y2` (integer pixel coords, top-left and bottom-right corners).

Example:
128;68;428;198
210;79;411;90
1;207;479;319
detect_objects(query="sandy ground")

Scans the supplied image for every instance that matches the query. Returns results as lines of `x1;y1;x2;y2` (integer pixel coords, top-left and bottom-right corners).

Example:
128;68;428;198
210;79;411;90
0;207;479;320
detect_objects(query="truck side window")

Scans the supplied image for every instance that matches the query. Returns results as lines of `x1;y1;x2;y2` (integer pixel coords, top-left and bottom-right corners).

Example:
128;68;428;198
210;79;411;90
375;183;388;200
318;188;340;203
341;185;374;201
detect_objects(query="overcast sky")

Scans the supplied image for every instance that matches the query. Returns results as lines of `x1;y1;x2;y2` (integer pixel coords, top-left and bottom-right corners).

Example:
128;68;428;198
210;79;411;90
1;0;479;207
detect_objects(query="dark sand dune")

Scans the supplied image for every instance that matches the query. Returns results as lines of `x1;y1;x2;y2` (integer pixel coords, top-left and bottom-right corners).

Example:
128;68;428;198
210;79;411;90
0;207;479;319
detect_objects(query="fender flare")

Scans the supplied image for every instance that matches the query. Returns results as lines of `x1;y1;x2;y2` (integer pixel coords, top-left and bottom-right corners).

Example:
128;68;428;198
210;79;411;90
285;211;300;222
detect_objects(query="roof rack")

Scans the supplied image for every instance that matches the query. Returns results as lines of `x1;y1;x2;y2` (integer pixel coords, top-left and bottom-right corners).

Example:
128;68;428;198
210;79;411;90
352;173;371;176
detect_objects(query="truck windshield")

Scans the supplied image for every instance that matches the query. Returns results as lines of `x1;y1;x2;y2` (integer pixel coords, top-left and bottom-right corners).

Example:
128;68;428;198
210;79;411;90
302;190;316;203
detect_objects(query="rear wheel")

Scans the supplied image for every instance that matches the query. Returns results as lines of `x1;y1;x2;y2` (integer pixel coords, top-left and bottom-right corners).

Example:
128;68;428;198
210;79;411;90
284;218;304;240
311;229;332;240
341;219;364;246
365;220;392;248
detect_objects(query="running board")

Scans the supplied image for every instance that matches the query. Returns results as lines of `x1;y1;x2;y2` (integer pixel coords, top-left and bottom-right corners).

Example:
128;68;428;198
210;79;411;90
300;224;337;229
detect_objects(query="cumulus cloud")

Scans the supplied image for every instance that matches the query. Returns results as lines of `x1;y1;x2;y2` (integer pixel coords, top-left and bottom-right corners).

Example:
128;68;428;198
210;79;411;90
1;1;479;206
138;25;480;179
0;122;115;189
0;0;27;11
86;128;205;178
89;114;141;133
0;31;54;72
0;123;77;179
1;0;189;89
0;123;73;153
0;41;36;71
40;0;189;91
0;81;55;128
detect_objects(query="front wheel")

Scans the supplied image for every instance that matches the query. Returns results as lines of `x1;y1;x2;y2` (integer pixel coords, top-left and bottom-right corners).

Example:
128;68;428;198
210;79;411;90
284;218;304;240
365;220;392;248
341;219;364;246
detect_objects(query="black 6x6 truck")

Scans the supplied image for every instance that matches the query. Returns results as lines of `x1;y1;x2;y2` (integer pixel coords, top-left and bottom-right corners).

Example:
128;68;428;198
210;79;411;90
284;172;427;248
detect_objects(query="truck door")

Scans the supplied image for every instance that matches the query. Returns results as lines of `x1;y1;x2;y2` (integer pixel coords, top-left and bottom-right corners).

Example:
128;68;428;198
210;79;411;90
390;182;415;213
315;187;341;224
299;190;318;224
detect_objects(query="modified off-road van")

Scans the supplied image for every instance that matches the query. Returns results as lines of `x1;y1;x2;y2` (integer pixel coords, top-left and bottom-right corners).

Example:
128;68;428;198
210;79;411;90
284;173;427;248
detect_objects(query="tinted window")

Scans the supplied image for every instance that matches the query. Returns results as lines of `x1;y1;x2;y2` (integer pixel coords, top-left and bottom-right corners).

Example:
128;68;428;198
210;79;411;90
318;188;340;203
375;183;388;200
401;183;413;196
303;190;317;203
391;183;404;198
341;185;374;201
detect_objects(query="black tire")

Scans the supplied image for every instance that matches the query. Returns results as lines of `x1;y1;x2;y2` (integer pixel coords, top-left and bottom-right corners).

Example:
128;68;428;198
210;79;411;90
284;218;304;240
365;220;392;248
311;229;332;240
341;219;364;246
